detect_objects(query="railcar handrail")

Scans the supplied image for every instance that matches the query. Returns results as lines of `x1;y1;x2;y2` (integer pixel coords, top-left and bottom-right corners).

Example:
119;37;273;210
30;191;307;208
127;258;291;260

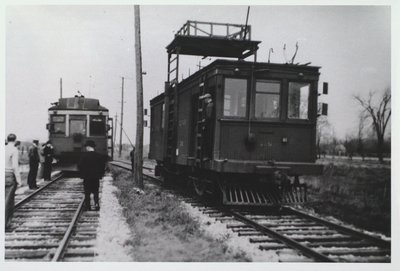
176;20;251;40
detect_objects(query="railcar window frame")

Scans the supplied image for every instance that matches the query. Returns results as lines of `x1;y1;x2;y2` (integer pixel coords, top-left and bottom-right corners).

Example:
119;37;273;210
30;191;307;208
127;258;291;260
222;77;248;118
69;115;87;136
89;115;106;136
254;80;281;120
50;115;66;135
287;81;311;121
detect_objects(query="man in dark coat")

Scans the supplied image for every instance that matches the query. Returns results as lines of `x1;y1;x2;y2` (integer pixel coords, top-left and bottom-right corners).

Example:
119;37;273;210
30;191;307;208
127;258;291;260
27;140;40;189
78;140;106;211
43;141;54;181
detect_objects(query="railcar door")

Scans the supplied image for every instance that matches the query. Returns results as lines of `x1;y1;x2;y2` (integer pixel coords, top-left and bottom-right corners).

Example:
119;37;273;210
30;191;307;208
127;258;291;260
189;94;198;159
69;115;87;153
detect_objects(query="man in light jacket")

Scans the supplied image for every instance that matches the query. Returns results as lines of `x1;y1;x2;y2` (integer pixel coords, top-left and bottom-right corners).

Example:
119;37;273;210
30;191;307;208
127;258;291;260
5;133;22;229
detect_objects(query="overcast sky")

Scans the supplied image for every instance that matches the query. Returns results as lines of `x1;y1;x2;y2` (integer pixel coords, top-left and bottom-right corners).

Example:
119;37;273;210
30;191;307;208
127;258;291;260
5;4;392;144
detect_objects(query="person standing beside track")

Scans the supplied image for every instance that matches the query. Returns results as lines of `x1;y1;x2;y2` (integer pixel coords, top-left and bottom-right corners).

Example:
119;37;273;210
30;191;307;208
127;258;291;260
78;140;107;211
43;141;54;181
5;133;22;229
130;146;135;173
37;143;45;180
27;140;40;189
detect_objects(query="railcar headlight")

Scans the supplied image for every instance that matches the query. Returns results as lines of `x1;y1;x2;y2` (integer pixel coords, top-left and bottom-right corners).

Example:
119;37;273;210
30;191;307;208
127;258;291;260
282;137;288;144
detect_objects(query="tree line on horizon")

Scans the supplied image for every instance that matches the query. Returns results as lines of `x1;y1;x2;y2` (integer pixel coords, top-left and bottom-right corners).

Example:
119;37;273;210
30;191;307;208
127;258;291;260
317;87;391;163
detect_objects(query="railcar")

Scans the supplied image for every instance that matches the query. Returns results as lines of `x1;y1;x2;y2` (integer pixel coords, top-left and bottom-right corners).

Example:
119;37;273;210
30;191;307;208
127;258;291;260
149;21;328;206
47;96;113;166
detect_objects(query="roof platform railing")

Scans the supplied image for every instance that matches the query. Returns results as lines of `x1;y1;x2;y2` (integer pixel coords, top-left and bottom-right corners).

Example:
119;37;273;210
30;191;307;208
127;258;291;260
166;20;261;60
176;20;252;40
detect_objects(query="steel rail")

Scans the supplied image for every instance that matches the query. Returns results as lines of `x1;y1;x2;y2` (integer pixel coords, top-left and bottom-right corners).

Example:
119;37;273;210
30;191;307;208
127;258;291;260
111;159;153;171
224;208;335;262
15;172;65;209
51;197;85;261
282;206;391;248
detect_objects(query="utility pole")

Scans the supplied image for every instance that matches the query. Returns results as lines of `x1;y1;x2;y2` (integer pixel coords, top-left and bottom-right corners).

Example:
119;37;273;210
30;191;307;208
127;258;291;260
114;113;118;157
60;78;63;98
134;5;144;189
119;77;125;158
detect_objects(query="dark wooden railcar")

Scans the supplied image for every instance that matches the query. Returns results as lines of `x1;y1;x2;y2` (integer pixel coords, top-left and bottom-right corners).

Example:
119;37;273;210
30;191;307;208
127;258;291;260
149;21;326;206
47;96;114;165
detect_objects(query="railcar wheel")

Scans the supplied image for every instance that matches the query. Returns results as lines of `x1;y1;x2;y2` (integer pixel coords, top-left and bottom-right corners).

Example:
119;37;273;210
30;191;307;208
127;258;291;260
192;178;207;196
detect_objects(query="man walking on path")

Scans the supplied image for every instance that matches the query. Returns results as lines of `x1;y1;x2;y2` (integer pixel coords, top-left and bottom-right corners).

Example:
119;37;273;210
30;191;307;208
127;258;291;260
78;140;107;211
43;141;54;181
5;133;22;229
27;140;40;189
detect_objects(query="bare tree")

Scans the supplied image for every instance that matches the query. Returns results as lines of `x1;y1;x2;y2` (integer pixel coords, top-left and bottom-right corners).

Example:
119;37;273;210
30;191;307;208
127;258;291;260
354;88;391;163
357;112;368;161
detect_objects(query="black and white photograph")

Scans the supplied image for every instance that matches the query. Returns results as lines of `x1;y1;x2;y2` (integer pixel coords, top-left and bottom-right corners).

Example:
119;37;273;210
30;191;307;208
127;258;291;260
1;0;398;269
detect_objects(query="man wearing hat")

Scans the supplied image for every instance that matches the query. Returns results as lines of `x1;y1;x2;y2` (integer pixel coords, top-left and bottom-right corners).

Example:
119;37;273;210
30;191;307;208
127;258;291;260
43;141;54;181
27;140;40;189
78;140;106;211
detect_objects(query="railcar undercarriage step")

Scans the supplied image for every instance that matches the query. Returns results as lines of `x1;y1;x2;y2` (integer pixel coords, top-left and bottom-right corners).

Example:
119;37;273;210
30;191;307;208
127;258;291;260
221;182;307;206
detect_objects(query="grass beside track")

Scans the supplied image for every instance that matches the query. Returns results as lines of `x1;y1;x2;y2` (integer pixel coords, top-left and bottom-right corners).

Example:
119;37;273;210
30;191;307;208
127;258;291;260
305;164;391;236
110;167;250;262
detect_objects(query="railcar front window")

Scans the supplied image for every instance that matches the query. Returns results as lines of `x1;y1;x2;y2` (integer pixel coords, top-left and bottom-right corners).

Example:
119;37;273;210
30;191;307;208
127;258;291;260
50;115;66;135
90;116;106;136
288;82;310;120
223;78;247;117
70;118;86;135
255;81;280;119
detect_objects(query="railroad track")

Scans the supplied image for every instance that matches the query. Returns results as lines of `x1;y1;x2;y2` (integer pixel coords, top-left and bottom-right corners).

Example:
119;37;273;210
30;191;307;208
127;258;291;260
110;160;391;262
5;173;100;262
110;159;154;172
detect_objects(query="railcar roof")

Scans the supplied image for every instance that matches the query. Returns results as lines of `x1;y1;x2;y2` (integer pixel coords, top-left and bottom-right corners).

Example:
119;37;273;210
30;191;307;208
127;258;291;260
151;59;321;105
48;97;109;111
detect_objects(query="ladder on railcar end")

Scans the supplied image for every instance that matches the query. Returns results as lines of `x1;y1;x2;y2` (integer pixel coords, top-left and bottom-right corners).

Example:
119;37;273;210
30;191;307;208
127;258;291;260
195;78;208;166
107;117;114;160
164;49;180;162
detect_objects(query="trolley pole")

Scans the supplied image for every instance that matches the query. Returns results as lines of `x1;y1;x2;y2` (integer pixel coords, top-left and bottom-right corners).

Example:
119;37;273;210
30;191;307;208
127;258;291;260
134;5;144;189
60;78;63;98
119;77;125;158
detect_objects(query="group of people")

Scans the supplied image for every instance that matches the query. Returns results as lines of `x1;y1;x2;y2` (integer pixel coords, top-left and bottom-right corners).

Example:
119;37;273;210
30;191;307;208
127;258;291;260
27;140;54;189
5;133;119;229
5;134;54;229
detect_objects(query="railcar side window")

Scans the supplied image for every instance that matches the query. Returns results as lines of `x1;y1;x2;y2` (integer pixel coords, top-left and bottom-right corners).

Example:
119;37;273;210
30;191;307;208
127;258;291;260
90;116;106;136
288;82;310;120
255;81;280;119
223;78;247;117
50;115;66;135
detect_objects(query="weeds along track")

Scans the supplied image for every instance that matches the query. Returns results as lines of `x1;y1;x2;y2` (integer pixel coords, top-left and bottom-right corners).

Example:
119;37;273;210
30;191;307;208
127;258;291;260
5;174;100;262
109;160;391;262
